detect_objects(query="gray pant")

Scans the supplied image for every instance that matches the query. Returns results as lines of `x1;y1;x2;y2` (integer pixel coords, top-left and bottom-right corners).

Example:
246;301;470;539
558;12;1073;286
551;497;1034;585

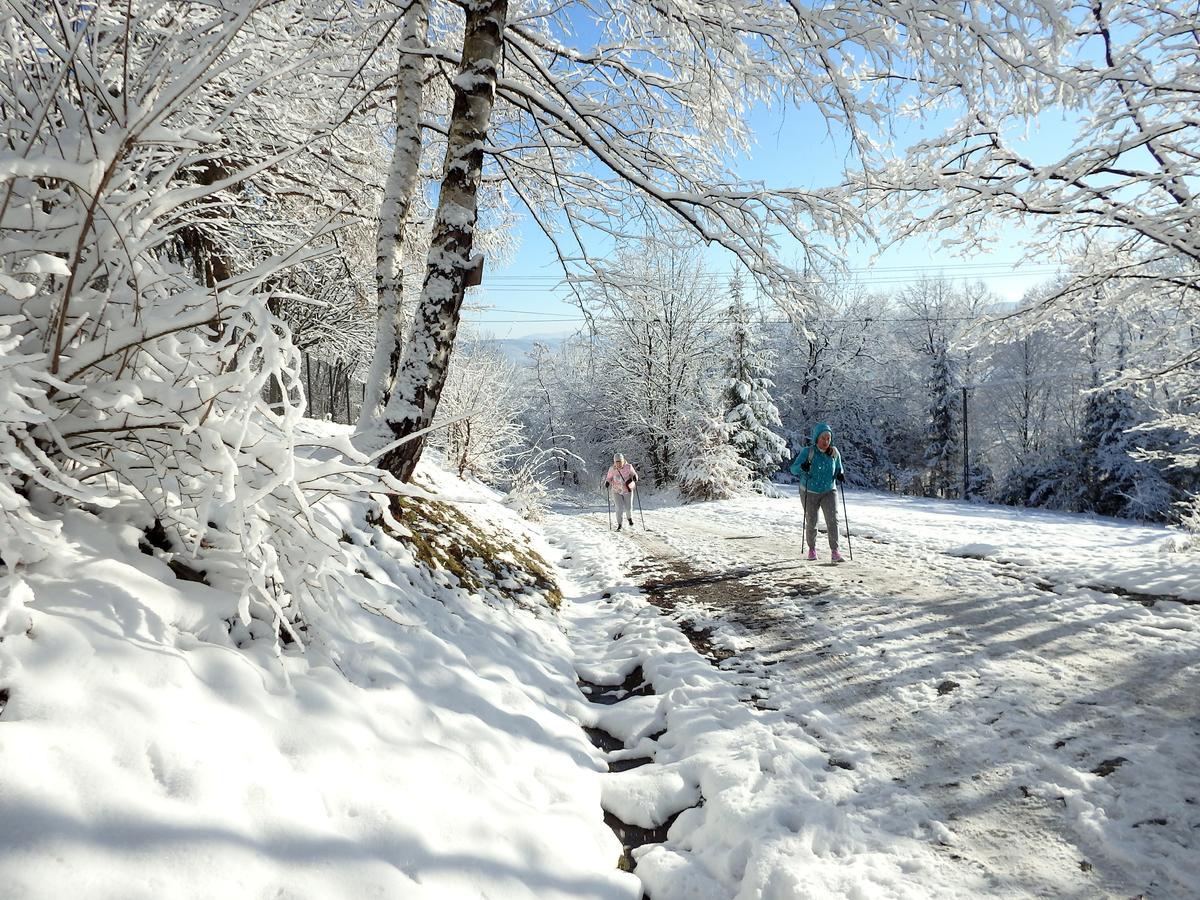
803;489;839;550
613;490;633;523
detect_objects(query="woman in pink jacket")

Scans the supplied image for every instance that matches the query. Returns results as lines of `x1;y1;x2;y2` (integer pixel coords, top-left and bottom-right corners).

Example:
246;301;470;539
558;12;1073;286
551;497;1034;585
604;453;638;530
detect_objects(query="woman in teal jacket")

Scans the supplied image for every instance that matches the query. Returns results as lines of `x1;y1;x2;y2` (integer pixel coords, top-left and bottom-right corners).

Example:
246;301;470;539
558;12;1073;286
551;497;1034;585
788;422;845;562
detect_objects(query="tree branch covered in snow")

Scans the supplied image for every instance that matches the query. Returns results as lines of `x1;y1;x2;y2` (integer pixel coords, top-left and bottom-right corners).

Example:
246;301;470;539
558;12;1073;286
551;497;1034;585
854;0;1200;524
0;1;392;647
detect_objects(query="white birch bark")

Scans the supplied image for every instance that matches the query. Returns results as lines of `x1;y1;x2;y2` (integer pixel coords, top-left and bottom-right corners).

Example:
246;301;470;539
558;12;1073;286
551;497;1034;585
358;0;429;430
377;0;507;481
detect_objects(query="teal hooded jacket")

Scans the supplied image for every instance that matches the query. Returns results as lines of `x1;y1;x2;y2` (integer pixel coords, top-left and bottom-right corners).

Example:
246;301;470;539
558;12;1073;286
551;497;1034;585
788;422;844;493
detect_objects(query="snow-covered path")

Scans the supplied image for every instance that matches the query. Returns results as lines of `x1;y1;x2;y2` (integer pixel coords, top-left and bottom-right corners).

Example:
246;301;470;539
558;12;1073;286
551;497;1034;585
557;490;1200;898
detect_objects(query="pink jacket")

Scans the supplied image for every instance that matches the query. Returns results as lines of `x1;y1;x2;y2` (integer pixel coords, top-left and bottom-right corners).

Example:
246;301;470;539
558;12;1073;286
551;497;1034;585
604;462;637;494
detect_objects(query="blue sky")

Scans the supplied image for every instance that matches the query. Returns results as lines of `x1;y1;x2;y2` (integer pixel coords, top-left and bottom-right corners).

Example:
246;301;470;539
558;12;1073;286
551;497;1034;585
464;98;1072;338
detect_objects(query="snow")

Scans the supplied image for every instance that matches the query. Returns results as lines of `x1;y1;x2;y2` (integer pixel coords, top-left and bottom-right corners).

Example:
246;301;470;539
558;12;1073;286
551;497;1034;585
584;488;1200;897
3;464;1198;898
0;460;636;899
548;509;975;899
837;491;1200;602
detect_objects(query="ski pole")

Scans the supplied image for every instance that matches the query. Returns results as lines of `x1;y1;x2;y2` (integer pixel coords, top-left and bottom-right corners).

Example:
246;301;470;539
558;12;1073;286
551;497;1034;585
633;483;646;530
839;482;853;560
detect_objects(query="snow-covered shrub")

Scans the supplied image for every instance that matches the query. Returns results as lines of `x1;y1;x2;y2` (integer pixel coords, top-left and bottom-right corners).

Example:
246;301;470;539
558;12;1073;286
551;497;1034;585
0;317;68;565
1173;499;1200;551
758;480;790;499
501;447;580;522
0;2;381;647
0;573;34;639
503;477;550;522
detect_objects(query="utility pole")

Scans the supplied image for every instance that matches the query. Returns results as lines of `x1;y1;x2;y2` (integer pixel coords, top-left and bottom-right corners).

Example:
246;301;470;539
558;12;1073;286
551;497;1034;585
962;385;969;500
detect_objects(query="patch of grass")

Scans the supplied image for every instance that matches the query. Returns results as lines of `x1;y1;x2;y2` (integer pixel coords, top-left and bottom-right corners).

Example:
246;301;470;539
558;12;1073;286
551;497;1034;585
378;495;562;610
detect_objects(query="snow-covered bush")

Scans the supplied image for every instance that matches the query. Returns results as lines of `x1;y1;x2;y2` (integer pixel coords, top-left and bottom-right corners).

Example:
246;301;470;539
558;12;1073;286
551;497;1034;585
0;2;380;646
0;316;67;565
501;446;582;522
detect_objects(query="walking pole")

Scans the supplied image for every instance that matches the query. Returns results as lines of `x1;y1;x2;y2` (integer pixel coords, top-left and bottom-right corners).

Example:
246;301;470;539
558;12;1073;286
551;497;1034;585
800;479;809;556
839;482;853;560
633;483;646;530
606;486;612;531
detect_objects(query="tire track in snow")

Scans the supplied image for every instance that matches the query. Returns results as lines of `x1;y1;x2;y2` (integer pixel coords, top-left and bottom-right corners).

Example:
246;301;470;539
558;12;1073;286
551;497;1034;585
620;510;1178;898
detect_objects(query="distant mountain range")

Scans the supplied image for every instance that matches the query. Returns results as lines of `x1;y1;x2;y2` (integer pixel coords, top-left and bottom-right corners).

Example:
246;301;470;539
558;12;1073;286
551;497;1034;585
480;331;574;363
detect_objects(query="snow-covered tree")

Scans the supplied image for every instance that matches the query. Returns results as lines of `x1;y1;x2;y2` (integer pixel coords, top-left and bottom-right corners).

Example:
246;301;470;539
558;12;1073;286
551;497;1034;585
512;333;613;489
987;333;1057;464
1073;316;1173;520
361;0;431;430
677;399;752;503
1078;390;1139;517
922;344;960;498
863;0;1200;526
363;0;1072;482
897;279;972;497
972;279;1185;521
768;277;911;480
1142;380;1200;533
431;336;527;483
523;341;583;486
375;0;508;481
984;324;1076;507
872;2;1199;297
723;279;787;480
581;240;723;486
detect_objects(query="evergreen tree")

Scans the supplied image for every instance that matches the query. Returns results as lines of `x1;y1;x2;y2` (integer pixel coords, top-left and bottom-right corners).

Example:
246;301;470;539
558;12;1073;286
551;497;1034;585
923;342;959;497
723;280;789;480
1079;389;1172;520
679;401;752;502
1080;389;1135;516
1072;315;1173;520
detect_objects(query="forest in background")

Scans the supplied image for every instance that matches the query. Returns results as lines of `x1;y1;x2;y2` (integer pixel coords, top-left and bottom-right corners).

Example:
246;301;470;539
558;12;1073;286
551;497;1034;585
407;248;1196;527
295;234;1197;527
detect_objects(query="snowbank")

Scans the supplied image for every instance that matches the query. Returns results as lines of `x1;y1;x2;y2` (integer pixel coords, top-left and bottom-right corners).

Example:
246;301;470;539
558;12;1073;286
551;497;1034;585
0;463;637;899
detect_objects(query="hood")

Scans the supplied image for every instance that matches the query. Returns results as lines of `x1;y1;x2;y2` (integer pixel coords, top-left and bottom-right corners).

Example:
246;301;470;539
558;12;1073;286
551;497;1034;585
811;422;832;443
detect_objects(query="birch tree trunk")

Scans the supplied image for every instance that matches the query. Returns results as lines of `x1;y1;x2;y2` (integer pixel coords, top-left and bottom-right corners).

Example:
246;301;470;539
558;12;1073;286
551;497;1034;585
377;0;507;482
358;0;429;429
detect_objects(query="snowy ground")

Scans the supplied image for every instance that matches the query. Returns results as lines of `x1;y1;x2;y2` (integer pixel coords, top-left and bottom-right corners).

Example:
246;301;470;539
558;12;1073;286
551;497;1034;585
0;466;637;900
3;470;1197;899
553;488;1200;898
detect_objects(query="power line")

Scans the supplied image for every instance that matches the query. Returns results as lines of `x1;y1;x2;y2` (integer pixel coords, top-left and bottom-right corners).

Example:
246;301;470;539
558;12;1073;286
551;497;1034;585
476;274;1061;291
464;312;1007;325
481;261;1066;281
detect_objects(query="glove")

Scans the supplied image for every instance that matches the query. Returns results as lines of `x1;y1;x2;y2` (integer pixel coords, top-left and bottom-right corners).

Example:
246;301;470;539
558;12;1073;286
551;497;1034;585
836;471;845;483
799;461;811;473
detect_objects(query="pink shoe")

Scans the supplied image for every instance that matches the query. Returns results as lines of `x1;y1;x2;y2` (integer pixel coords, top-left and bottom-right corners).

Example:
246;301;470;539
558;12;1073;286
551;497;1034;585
831;550;844;563
806;548;817;561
